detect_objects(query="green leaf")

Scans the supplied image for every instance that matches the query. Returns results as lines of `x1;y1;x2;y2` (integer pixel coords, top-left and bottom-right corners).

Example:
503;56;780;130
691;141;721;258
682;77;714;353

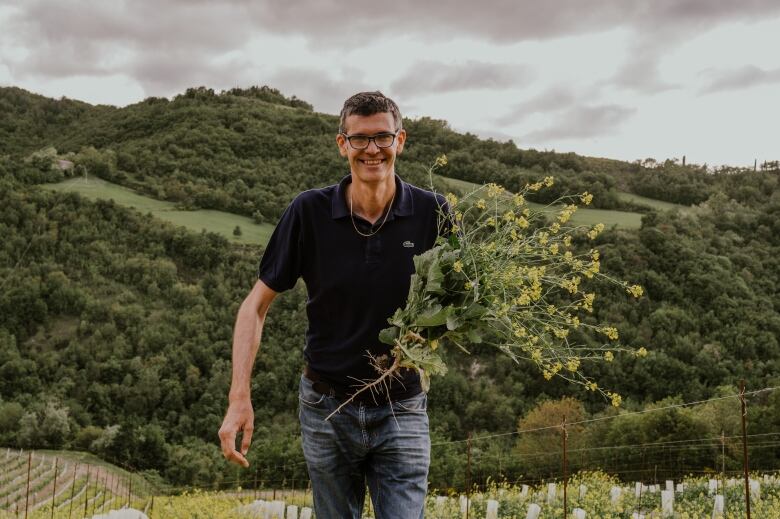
466;327;483;344
415;304;453;327
378;326;398;345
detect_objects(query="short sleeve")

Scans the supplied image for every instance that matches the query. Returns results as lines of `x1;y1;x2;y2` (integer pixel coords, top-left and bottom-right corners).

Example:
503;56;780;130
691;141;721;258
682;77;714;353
257;199;304;292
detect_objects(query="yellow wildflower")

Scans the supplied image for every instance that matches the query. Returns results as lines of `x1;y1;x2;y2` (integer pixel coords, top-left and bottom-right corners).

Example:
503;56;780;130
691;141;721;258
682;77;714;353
549;243;559;255
430;339;439;351
566;358;580;372
516;216;529;229
563;235;572;247
543;370;553;380
544;176;554;187
476;198;487;210
435;154;448;167
550;222;561;234
587;223;605;240
601;326;619;341
453;260;463;273
586;381;598;391
531;349;542;361
464;281;473;290
445;193;458;207
609;392;623;407
547;305;556;315
513;194;525;206
627;284;644;298
636;347;648;357
604;351;614;362
451;224;460;234
580;192;593;205
455;211;463;221
487;183;505;198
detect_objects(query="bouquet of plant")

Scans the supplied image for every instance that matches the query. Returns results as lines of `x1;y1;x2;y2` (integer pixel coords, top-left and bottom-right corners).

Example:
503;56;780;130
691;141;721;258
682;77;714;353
327;156;646;419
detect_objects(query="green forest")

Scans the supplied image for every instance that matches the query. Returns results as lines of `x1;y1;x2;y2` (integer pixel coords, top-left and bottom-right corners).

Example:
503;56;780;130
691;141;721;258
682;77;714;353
1;85;780;490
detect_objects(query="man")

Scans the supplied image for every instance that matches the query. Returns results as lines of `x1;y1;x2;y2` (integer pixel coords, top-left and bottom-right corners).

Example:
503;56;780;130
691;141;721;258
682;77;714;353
219;91;445;518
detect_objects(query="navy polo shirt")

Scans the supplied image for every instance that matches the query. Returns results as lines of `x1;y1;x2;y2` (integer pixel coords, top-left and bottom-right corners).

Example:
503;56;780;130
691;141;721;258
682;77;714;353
258;173;446;400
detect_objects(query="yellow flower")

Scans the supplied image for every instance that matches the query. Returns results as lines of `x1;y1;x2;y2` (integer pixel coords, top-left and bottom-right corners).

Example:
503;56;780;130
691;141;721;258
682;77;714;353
580;192;593;205
627;284;644;298
451;224;460;234
566;358;580;372
549;243;559;255
453;260;463;273
609;392;623;407
586;381;598;392
455;211;463;221
587;223;605;240
513;194;525;206
486;217;496;227
487;183;505;198
430;339;439;351
552;362;563;373
531;349;542;361
550;222;561;234
527;181;543;191
636;346;648;357
543;370;553;380
563;235;572;247
604;351;614;362
582;293;595;312
464;281;473;290
544;176;554;187
516;216;529;229
435;154;448;167
600;326;619;341
445;192;458;207
547;304;557;315
503;210;515;222
476;198;487;210
537;231;549;245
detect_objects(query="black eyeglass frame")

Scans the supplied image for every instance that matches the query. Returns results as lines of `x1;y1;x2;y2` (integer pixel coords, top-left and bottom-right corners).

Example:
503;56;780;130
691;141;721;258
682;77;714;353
340;131;400;150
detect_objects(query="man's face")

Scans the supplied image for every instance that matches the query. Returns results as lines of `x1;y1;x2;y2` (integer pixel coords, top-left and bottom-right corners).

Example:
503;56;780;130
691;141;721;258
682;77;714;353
337;112;406;186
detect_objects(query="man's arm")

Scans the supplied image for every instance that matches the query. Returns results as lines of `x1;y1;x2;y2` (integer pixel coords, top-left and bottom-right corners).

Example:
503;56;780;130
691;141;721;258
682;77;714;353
218;279;278;467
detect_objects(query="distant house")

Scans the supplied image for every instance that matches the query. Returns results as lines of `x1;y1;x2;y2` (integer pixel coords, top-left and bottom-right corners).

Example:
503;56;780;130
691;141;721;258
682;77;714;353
56;159;74;171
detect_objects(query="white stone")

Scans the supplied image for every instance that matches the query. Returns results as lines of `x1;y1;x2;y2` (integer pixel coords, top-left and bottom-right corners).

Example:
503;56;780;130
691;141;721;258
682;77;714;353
750;479;760;500
299;508;312;519
635;482;643;498
661;490;674;517
665;480;674;492
712;495;724;518
676;483;684;493
286;505;298;519
485;499;499;519
547;483;557;503
435;496;448;510
579;484;587;498
459;495;470;515
525;503;541;519
708;479;718;495
610;486;622;504
572;508;586;519
520;484;529;498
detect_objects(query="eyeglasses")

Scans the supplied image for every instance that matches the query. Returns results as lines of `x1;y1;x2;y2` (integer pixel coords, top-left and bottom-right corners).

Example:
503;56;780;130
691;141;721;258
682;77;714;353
341;131;398;150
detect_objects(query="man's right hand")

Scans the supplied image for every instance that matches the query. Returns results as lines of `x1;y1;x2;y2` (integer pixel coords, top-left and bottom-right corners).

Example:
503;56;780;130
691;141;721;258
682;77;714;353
218;398;254;468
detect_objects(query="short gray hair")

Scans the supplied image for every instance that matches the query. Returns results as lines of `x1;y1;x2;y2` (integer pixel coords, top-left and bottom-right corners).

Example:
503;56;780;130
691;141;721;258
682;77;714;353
338;91;402;134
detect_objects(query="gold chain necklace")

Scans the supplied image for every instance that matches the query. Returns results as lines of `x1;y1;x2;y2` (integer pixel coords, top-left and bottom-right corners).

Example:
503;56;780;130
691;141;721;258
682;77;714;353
349;189;396;238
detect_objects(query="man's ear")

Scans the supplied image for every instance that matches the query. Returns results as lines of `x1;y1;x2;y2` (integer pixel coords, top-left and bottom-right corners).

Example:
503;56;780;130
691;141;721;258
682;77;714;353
336;133;348;157
396;129;407;154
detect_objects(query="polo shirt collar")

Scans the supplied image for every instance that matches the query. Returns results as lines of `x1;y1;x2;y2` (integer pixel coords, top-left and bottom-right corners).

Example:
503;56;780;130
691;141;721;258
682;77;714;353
331;173;414;220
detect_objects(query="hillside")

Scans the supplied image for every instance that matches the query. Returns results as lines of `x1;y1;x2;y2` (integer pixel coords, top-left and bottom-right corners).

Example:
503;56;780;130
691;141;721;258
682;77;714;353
2;86;780;489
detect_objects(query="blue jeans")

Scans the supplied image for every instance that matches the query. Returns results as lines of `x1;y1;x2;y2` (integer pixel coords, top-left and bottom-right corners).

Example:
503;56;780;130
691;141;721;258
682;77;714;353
298;375;430;519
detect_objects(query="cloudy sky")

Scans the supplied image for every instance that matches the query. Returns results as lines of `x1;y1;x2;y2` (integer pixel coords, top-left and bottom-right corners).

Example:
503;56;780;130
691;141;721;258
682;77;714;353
1;0;779;167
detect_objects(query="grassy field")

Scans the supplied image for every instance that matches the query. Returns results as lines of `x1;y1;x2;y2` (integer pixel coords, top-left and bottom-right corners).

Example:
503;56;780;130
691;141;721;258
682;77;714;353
614;190;690;212
438;175;646;230
43;177;275;246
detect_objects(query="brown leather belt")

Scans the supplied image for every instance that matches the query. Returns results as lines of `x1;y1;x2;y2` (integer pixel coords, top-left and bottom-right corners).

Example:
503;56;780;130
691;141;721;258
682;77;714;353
304;365;386;406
